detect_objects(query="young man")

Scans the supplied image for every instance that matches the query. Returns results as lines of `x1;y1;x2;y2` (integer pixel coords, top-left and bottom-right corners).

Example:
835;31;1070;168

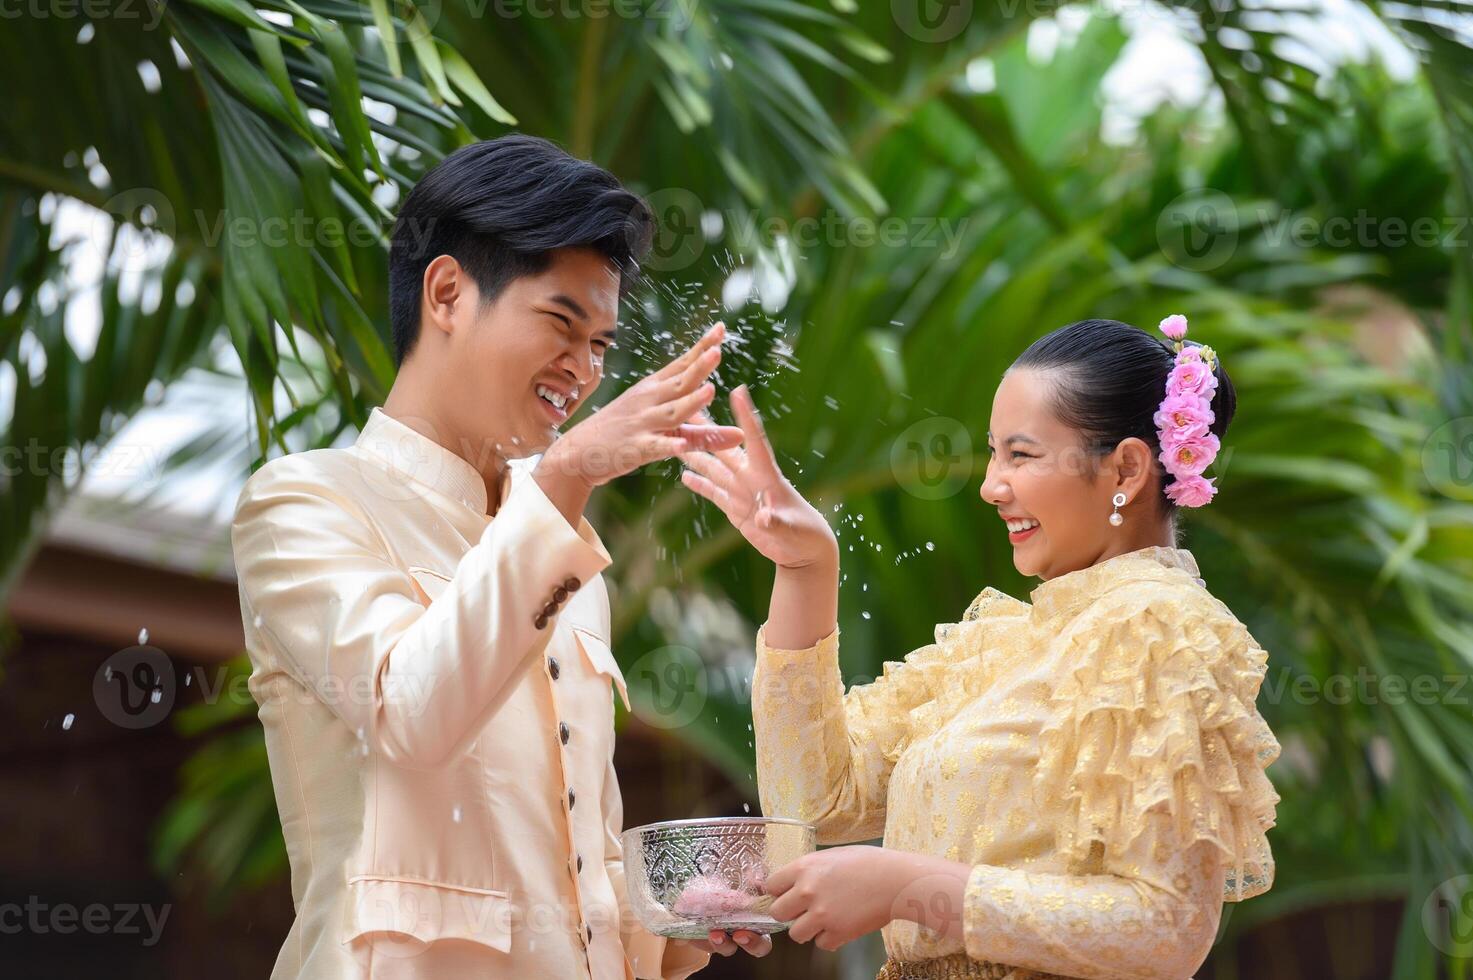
231;135;768;978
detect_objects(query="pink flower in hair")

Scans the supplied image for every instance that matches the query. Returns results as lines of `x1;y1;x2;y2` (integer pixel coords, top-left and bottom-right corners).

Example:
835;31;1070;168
1160;432;1220;478
1166;359;1217;399
1165;474;1218;507
1159;314;1189;341
1155;312;1223;507
1154;392;1214;443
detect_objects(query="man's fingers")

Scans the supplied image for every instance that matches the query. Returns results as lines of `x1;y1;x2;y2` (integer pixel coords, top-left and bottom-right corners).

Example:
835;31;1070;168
674;423;744;452
734;932;772;957
670;344;721;398
688;407;748;468
654;322;725;380
662;381;716;425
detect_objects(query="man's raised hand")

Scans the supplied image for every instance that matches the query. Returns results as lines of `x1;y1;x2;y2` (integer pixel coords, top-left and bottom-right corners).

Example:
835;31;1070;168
538;323;743;490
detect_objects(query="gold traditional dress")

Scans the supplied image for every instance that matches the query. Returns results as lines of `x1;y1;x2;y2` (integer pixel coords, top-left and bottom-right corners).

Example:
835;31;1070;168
752;546;1280;980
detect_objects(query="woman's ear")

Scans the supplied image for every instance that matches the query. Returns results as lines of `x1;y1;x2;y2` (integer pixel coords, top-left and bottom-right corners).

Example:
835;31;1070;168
1109;436;1158;503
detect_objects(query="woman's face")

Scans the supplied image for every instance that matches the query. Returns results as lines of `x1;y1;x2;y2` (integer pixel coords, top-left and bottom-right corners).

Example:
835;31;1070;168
980;367;1154;580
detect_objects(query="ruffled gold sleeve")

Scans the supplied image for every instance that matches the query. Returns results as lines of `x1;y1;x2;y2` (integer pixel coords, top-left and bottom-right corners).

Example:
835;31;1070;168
1035;591;1281;902
959;590;1280;978
752;625;952;844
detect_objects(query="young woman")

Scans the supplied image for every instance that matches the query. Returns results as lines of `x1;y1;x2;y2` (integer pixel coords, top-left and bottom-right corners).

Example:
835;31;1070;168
680;317;1280;979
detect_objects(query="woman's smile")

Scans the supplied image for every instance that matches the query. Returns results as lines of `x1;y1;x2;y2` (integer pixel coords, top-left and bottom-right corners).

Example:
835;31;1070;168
1000;513;1041;545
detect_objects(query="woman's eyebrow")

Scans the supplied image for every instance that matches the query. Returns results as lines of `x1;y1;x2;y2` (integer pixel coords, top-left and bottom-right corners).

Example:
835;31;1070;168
985;432;1042;446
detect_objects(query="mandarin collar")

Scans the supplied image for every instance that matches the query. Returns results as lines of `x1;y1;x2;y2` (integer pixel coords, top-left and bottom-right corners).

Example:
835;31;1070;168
355;406;513;516
1028;545;1203;621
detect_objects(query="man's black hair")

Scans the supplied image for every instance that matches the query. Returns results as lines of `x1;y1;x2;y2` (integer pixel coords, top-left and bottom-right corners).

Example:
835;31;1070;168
388;134;655;366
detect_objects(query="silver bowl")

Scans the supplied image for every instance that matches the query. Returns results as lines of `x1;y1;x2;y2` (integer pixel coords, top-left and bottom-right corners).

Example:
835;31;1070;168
620;816;816;939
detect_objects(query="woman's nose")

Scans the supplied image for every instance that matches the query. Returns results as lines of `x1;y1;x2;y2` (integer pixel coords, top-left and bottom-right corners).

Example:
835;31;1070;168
980;471;1007;505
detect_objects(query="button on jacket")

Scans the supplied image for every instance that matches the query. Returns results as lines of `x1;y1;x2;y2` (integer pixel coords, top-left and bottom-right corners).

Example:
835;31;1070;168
231;407;708;980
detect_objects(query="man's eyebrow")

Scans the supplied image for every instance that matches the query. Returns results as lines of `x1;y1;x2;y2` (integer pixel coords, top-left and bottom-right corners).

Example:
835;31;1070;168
548;293;590;322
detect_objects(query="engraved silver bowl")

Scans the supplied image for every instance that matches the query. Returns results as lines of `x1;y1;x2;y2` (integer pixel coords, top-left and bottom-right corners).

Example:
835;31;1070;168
620;816;816;939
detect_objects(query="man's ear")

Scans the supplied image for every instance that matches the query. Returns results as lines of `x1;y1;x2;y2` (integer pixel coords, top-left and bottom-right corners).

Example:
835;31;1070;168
1109;436;1158;504
420;254;469;340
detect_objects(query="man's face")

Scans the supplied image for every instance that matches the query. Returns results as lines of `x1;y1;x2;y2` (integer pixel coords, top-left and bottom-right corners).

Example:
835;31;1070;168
444;247;620;461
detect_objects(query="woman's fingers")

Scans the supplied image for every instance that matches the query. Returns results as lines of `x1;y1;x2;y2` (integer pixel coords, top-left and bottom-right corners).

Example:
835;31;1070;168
786;911;821;945
763;859;799;897
731;385;779;476
679;470;731;511
679;450;738;488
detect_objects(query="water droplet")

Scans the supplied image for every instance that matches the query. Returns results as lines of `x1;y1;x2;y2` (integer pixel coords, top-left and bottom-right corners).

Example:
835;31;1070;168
862;611;871;620
150;689;162;703
184;673;191;687
138;627;149;645
925;541;935;551
743;803;751;813
62;713;75;731
452;805;462;823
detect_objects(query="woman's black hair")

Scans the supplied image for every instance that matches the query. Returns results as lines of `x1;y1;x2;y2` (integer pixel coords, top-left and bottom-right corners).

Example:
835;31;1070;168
387;134;654;366
1011;318;1236;514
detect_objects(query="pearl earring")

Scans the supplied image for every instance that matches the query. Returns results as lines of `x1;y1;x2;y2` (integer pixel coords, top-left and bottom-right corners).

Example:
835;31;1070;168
1109;492;1127;526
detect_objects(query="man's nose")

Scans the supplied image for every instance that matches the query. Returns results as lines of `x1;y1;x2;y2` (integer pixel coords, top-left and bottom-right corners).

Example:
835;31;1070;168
562;346;597;385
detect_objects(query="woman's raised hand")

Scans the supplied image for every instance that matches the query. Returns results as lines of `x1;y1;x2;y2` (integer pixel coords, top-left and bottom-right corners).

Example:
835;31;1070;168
679;385;837;570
